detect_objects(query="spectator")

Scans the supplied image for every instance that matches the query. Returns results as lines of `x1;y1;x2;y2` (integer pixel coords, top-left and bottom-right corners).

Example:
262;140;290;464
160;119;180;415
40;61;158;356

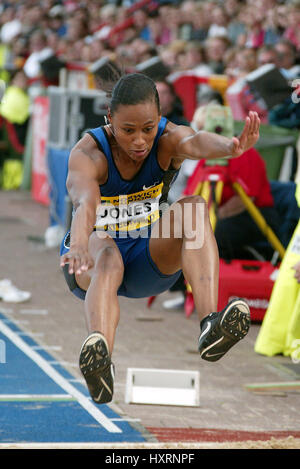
274;40;300;79
207;5;229;39
23;30;53;80
64;38;86;62
92;4;117;41
159;40;187;73
177;0;196;41
66;14;90;42
147;10;172;46
160;4;182;44
263;8;282;45
235;47;257;77
223;46;242;79
204;36;231;74
256;44;278;67
224;0;241;19
130;38;157;64
155;79;190;126
238;9;265;49
0;69;30;132
0;6;22;45
157;4;179;45
190;3;208;42
201;1;218;28
48;5;67;37
0;68;30;192
89;39;111;63
10;35;28;69
160;45;180;72
132;9;151;41
224;0;246;45
283;3;300;51
176;41;213;76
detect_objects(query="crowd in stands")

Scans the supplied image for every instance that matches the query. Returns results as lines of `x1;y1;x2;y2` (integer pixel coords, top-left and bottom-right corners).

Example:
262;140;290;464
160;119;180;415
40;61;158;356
0;0;299;96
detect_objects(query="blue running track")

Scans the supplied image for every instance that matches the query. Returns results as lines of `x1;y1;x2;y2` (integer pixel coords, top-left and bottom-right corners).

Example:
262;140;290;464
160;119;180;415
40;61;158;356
0;312;146;444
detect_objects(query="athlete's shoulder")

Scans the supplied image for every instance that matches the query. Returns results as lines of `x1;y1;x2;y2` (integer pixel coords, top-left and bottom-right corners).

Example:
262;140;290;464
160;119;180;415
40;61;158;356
159;120;195;153
161;120;194;139
69;133;108;184
158;120;195;170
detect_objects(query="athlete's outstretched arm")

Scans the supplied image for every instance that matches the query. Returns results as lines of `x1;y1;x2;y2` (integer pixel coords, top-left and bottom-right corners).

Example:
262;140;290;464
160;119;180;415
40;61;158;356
60;138;102;275
172;111;260;161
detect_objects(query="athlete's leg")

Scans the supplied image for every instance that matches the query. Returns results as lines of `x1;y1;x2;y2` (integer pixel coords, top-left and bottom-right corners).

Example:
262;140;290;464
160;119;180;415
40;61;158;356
75;231;124;354
150;195;218;321
71;231;124;404
150;196;250;361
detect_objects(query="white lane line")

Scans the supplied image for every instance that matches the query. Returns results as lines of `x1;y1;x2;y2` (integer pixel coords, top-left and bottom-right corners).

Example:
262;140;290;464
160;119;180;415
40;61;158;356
110;418;141;422
0;394;75;401
31;345;62;351
68;378;86;384
0;308;14;315
1;319;29;325
19;309;48;315
0;319;122;433
17;332;45;338
48;361;78;367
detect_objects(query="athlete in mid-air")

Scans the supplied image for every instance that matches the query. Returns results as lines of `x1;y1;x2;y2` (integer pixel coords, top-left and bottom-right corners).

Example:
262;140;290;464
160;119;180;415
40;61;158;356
60;73;260;404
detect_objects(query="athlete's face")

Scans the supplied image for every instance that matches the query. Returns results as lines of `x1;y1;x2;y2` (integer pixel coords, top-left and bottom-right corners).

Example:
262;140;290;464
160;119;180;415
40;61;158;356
109;101;161;162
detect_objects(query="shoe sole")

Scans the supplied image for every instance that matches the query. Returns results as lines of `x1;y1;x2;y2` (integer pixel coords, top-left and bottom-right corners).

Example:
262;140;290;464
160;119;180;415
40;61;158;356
79;333;114;404
220;299;251;339
200;300;251;361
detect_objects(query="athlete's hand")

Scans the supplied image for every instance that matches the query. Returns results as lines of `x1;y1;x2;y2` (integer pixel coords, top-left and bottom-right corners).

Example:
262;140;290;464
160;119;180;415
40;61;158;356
60;246;94;275
230;111;260;158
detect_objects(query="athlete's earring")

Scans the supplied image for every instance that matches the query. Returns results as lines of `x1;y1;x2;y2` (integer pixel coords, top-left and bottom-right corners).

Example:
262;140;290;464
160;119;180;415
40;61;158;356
104;115;115;135
106;110;115;136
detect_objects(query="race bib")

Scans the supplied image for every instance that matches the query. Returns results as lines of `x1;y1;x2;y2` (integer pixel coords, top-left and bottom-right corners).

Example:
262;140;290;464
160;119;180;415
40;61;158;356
95;183;163;233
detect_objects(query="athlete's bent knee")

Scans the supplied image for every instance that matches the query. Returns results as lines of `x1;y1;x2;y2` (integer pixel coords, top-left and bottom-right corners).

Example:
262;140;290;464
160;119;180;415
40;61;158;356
95;246;124;276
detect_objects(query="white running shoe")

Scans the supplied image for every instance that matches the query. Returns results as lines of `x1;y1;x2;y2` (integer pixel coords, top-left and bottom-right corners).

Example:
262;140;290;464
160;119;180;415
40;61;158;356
162;293;185;310
0;279;31;303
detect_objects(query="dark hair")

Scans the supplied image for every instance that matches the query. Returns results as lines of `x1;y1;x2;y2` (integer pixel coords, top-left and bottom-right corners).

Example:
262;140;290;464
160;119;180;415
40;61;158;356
109;73;160;115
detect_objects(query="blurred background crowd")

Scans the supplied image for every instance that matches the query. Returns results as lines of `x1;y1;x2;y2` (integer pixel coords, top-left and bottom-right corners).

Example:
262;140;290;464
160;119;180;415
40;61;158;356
0;0;300;141
0;0;299;98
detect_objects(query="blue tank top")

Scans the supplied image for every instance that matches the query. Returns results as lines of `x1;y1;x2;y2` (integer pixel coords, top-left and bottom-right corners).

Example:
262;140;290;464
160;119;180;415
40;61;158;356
88;117;174;236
